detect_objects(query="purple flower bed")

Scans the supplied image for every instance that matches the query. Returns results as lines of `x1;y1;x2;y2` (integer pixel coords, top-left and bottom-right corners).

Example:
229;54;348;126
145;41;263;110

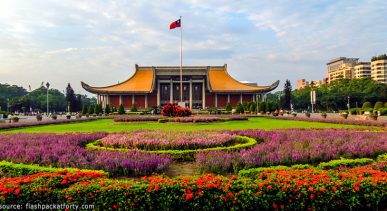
268;116;387;127
196;129;387;173
0;133;172;176
0;118;98;130
169;116;219;123
100;130;237;150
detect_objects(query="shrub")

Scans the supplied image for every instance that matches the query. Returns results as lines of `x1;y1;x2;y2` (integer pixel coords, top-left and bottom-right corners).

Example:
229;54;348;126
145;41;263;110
0;161;108;177
118;104;125;115
385;102;387;108
104;104;111;114
380;108;387;116
225;102;232;112
235;102;244;114
249;102;257;113
130;103;138;112
317;158;374;170
362;101;373;109
162;103;191;117
374;101;384;110
87;105;94;115
2;167;386;210
158;118;168;123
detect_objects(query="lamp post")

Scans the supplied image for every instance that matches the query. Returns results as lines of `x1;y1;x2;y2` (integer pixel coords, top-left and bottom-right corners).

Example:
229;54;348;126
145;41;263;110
347;95;350;111
46;82;50;115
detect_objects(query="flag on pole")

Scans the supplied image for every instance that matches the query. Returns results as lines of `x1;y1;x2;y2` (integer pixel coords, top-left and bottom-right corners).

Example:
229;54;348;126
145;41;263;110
169;19;181;29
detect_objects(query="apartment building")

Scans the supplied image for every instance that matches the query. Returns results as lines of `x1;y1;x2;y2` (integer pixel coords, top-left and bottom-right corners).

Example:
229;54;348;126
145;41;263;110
371;59;387;84
353;62;371;79
327;57;358;83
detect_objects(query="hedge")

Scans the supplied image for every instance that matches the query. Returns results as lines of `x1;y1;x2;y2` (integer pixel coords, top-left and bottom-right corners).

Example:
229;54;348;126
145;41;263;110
377;153;387;162
1;167;386;210
317;158;374;170
0;161;108;177
87;136;257;161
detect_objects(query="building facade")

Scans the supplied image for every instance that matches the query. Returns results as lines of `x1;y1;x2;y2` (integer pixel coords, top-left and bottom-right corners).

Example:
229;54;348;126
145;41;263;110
353;62;371;79
297;79;309;89
371;59;387;84
82;64;279;109
327;57;358;83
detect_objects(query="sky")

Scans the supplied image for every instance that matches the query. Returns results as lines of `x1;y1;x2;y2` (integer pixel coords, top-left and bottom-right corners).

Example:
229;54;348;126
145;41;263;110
1;0;387;95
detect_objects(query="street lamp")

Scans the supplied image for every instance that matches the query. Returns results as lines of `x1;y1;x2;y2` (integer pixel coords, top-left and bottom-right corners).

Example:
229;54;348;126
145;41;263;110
46;82;50;115
347;96;350;111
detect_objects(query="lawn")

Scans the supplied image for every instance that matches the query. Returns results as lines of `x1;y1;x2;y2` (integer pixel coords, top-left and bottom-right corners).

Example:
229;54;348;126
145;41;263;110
3;117;361;133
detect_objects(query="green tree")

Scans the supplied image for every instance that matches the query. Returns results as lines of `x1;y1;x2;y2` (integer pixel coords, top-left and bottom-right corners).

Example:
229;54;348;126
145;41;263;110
118;104;125;115
65;83;76;112
81;105;87;115
105;104;111;114
235;102;244;114
249;102;257;113
87;105;94;114
130;103;138;112
283;79;292;110
225;102;232;111
258;102;266;113
362;101;372;109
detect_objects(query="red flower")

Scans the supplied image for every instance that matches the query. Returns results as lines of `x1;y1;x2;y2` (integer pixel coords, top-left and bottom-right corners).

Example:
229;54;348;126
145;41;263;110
228;192;234;198
280;203;285;209
154;185;159;191
353;186;360;191
14;188;20;195
319;187;325;192
308;187;314;192
332;186;337;191
61;179;68;185
273;203;278;209
267;185;272;190
112;204;118;209
310;194;315;200
185;193;194;201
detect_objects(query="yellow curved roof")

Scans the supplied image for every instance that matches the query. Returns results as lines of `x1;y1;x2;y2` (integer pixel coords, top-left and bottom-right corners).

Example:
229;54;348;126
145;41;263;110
81;69;154;93
208;69;277;92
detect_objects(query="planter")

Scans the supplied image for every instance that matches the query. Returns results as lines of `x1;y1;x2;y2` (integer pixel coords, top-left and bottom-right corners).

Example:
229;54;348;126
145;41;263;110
291;113;297;117
305;113;311;118
340;113;348;119
11;117;19;123
370;115;378;121
36;115;43;121
321;113;327;119
66;116;71;119
52;115;57;120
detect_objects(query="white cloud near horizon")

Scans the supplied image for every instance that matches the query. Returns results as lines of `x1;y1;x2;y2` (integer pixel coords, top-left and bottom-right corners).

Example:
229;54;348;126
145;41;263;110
0;0;386;95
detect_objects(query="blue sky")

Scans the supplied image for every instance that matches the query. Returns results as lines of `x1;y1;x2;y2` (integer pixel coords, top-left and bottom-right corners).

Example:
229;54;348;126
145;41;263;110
1;0;386;95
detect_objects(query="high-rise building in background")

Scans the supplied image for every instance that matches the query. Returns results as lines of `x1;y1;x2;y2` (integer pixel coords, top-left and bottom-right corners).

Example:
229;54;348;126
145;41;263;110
326;57;358;83
297;79;309;89
353;62;371;79
371;59;387;84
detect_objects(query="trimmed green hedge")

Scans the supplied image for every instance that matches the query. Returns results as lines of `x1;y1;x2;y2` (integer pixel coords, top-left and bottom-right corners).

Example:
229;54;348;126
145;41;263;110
239;164;313;178
87;136;257;161
317;158;374;170
0;161;108;177
377;153;387;162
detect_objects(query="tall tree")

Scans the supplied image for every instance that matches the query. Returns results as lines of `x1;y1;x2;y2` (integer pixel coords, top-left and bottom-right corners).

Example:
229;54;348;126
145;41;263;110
283;79;292;110
65;83;76;112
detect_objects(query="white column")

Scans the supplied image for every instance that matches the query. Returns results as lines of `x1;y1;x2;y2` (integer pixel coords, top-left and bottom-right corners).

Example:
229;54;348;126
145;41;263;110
132;95;135;105
157;82;160;106
215;93;218;107
189;79;192;109
227;94;230;102
119;95;122;106
202;81;205;109
240;94;243;103
170;80;173;103
145;95;148;108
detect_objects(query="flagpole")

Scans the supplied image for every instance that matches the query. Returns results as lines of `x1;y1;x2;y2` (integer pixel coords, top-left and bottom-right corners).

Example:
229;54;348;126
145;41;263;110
179;16;183;103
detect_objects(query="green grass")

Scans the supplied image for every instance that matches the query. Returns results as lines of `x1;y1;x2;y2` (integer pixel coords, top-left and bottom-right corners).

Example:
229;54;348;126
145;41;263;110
2;117;361;133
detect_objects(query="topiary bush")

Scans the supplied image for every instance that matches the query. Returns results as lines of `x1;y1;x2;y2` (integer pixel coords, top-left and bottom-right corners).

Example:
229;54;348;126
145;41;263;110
374;101;384;110
162;103;192;117
235;102;244;114
130;103;138;112
362;101;373;109
225;102;232;112
118;104;125;115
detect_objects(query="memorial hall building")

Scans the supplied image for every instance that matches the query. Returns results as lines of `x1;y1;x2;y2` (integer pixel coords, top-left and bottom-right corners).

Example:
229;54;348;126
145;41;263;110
81;64;279;109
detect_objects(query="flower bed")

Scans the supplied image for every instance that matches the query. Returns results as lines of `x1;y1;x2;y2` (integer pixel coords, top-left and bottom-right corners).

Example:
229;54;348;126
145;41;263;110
1;166;386;210
99;131;236;151
196;129;387;173
269;116;387;127
0;117;98;130
113;115;248;123
0;133;172;176
88;135;257;161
